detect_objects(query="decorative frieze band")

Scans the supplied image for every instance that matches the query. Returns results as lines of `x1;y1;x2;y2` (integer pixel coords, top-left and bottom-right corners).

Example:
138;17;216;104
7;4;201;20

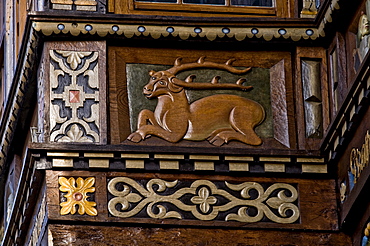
35;151;327;174
107;177;300;224
47;170;337;230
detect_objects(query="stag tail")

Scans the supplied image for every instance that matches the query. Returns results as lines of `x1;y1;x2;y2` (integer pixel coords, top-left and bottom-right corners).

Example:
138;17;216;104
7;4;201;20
166;56;251;75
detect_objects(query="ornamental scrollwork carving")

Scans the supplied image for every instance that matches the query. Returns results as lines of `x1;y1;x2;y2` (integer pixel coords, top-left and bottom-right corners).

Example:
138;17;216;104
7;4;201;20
107;177;300;224
49;50;100;143
59;177;97;216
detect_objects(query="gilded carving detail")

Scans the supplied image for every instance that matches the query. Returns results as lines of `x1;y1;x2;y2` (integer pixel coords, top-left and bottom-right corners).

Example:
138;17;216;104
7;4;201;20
350;130;370;183
127;57;265;146
300;0;318;18
59;177;97;216
108;177;300;224
49;50;100;143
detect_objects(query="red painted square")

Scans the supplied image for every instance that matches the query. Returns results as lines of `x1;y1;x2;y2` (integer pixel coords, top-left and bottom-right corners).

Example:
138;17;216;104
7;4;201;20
69;90;80;103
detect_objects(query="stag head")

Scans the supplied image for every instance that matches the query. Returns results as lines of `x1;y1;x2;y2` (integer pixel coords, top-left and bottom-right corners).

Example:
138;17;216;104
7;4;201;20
143;70;184;98
143;57;253;99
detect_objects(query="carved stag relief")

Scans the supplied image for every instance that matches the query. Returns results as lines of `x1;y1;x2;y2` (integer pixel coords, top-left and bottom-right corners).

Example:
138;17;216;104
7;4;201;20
127;57;266;146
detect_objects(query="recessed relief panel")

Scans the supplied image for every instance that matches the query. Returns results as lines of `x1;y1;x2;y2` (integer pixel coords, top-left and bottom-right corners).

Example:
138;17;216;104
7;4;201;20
301;59;323;138
126;60;272;147
109;47;295;151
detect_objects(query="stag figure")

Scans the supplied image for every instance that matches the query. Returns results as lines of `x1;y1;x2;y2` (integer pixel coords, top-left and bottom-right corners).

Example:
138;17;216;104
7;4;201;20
127;57;265;146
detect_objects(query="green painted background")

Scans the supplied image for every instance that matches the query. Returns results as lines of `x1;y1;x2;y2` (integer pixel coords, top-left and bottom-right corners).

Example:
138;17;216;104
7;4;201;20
126;64;272;138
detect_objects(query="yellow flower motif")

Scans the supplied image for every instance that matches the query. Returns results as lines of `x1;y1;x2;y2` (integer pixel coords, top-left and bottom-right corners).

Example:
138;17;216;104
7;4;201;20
59;177;97;216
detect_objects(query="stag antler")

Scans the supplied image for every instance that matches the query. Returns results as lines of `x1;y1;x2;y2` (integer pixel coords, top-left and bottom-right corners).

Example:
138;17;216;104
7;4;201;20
167;56;251;75
168;57;253;91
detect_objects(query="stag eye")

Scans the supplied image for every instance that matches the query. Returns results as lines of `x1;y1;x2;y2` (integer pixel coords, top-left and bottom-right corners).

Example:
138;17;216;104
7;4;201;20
159;81;165;85
151;77;157;80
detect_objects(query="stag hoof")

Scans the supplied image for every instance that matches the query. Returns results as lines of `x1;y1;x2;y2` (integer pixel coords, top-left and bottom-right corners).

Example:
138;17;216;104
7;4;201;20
208;136;226;146
127;132;143;143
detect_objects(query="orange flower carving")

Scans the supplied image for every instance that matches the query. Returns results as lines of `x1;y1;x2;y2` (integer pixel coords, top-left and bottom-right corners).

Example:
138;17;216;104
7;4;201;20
59;177;97;216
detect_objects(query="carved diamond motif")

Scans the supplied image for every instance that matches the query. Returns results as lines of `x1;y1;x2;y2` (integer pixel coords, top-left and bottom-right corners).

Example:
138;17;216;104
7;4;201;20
69;90;80;103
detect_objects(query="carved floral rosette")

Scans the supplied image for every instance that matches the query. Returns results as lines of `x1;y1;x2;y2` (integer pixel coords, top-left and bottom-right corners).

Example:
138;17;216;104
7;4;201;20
107;177;300;224
49;50;101;143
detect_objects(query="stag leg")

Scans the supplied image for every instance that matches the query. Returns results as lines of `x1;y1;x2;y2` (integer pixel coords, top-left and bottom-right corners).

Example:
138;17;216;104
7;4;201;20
127;109;159;143
207;128;234;146
208;106;263;146
127;109;188;143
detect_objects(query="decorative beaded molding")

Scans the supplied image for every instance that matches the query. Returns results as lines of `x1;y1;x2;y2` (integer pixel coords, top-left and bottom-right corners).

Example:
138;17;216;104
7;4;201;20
33;151;328;174
0;28;41;171
33;22;318;42
59;177;97;216
49;50;101;143
31;0;340;41
322;69;370;163
107;177;300;223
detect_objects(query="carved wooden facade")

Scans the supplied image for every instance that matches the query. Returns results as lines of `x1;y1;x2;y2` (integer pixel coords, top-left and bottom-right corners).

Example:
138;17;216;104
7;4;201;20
1;0;370;245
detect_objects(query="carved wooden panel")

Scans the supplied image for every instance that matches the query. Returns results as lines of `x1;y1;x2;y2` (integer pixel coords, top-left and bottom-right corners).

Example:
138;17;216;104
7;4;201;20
42;41;107;144
109;47;295;152
301;59;323;138
46;170;339;230
295;47;329;150
270;59;291;148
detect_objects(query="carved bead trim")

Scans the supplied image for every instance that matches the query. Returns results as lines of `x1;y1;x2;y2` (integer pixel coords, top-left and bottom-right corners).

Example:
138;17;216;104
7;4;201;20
323;66;370;163
49;50;100;143
33;22;319;42
59;177;97;216
38;152;327;174
107;177;300;224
